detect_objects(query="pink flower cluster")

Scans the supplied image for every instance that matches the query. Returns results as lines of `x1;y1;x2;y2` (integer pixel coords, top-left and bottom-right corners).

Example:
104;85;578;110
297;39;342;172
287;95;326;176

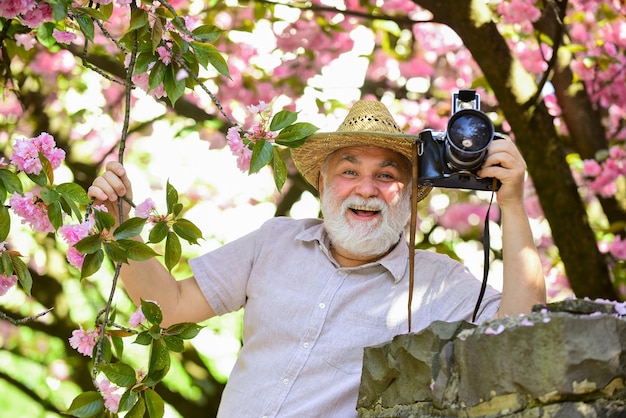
0;242;18;297
9;190;55;233
582;145;626;197
134;198;156;219
600;235;626;261
0;0;53;27
10;132;65;175
226;102;277;172
128;306;147;328
96;377;121;413
68;325;100;357
0;273;18;297
59;222;92;269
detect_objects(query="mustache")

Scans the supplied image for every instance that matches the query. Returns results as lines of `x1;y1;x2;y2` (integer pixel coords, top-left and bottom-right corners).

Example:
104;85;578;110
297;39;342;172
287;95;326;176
340;196;388;214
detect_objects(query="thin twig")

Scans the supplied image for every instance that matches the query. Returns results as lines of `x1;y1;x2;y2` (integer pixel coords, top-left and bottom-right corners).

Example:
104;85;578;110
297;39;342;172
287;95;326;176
0;307;54;325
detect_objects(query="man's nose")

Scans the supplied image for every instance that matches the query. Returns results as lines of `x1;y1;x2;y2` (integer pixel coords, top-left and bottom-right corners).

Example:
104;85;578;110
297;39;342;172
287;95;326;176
355;176;378;198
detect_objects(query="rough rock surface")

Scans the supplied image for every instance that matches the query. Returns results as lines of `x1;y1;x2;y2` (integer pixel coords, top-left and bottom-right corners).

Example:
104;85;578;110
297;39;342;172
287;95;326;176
357;300;626;418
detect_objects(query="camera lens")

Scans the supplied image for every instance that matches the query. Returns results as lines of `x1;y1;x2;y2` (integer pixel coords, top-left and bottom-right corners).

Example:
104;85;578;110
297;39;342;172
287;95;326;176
446;109;494;170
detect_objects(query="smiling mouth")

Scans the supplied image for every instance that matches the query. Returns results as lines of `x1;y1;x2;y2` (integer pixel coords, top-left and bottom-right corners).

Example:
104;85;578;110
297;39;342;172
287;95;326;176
349;205;381;217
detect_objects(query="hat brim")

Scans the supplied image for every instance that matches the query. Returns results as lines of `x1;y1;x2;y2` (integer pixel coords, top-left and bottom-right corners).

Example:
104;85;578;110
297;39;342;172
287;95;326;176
291;130;432;201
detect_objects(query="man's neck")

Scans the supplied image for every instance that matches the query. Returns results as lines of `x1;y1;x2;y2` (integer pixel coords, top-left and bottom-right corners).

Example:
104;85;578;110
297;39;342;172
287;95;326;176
329;243;394;267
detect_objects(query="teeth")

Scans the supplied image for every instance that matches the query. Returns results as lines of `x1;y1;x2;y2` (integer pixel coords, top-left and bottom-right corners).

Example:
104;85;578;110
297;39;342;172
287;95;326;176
350;205;379;211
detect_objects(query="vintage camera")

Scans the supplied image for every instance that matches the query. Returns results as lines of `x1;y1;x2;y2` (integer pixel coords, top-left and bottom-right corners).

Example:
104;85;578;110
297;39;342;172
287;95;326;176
417;90;502;191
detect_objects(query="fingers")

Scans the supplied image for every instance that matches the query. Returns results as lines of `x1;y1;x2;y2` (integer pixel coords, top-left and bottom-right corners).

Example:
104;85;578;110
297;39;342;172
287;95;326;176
87;161;133;203
478;139;525;180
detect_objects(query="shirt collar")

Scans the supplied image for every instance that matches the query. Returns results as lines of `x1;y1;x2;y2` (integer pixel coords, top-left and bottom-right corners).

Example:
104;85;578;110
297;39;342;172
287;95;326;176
295;220;409;284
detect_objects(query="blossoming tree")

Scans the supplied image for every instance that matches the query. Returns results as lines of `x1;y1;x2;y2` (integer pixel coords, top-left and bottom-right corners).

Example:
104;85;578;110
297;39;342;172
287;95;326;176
0;0;624;416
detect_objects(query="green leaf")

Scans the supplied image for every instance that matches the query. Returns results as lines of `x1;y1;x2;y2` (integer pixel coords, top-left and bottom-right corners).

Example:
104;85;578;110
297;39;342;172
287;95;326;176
0;205;10;242
111;335;124;360
151;17;164;52
269;110;298;131
81;249;104;278
172;219;202;245
190;42;230;79
26;171;47;187
164;322;203;339
163;335;184;352
76;13;95;42
144;339;170;386
47;201;63;229
163;64;186;106
272;147;288;192
51;2;68;22
0;169;23;195
191;24;222;43
118;389;138;413
104;241;128;264
39;153;55;185
74;234;102;255
60;194;84;221
36;22;56;48
129;8;149;31
141;300;163;325
75;6;109;21
57;183;91;205
148;60;165;91
65;391;104;418
39;187;60;205
148;221;169;244
134;331;153;345
117;240;159;261
100;362;137;387
249;140;274;174
172;202;183;217
113;217;146;240
1;251;12;276
164;232;181;272
275;122;319;147
165;181;178;215
94;210;115;232
125;397;146;418
144;388;165;418
11;255;32;295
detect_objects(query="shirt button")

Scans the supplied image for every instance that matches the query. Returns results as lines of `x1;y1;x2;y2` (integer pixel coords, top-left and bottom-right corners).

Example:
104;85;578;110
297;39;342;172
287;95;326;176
282;378;289;385
303;342;310;349
319;302;326;309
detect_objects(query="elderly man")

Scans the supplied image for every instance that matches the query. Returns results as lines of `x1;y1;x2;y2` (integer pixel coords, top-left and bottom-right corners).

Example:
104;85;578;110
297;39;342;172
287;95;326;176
88;100;545;417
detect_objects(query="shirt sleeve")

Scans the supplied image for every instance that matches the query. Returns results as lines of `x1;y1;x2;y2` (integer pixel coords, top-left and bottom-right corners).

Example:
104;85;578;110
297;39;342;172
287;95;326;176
188;220;269;315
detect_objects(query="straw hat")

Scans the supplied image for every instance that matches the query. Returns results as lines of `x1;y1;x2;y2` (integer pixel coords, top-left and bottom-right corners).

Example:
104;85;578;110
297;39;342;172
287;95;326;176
291;100;432;201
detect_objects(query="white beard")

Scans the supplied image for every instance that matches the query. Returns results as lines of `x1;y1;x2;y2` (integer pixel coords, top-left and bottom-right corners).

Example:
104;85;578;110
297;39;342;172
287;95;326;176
321;184;411;258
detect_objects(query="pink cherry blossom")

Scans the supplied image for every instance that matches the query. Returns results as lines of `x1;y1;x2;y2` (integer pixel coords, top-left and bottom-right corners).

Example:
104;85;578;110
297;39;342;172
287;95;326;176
135;198;156;218
156;46;172;65
9;191;55;233
10;132;65;175
95;377;122;413
20;0;53;28
128;307;147;328
14;33;37;51
609;236;626;260
52;29;77;45
0;0;36;19
68;325;99;357
0;273;18;297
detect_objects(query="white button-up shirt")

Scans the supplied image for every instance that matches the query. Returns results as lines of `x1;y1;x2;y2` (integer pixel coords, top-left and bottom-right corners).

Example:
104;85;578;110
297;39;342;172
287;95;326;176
189;217;500;417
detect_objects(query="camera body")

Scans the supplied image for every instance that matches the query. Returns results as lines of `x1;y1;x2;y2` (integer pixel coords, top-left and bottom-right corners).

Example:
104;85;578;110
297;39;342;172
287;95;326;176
417;90;502;192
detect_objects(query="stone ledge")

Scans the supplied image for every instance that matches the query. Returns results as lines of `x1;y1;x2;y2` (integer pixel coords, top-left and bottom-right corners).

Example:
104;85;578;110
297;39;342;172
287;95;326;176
357;300;626;418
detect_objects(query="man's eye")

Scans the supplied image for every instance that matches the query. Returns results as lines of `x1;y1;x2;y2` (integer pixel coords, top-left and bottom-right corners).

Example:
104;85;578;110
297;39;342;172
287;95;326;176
343;170;357;176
